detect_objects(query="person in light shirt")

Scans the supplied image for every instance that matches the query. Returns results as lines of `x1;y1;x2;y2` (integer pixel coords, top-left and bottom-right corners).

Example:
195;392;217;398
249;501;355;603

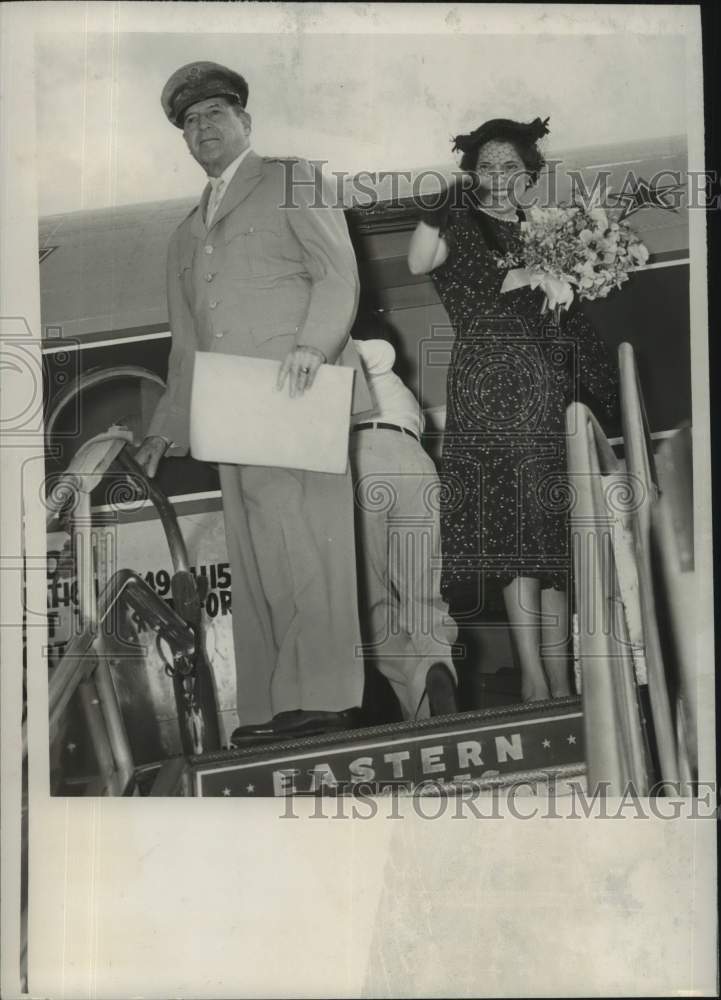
350;339;458;719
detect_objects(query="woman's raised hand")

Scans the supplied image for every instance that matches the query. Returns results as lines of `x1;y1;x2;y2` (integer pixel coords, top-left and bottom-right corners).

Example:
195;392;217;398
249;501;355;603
408;184;454;275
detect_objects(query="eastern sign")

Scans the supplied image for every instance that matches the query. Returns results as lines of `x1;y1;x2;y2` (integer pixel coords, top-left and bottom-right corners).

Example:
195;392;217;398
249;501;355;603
191;700;585;796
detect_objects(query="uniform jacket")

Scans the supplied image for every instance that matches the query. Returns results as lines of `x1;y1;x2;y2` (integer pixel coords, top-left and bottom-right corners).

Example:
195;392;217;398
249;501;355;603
148;150;373;453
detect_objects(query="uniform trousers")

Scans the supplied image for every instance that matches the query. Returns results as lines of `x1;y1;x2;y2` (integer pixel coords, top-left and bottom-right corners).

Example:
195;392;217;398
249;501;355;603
349;430;458;719
220;462;365;725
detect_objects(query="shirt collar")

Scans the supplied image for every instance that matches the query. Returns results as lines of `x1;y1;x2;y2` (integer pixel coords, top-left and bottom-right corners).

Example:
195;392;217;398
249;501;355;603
208;146;252;190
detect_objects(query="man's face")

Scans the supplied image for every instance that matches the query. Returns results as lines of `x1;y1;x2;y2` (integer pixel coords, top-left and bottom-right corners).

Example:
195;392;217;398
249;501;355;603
182;97;250;176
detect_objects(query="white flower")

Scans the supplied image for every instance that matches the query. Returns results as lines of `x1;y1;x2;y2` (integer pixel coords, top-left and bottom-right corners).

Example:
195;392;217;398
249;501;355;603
527;206;546;225
588;206;609;229
515;199;644;307
628;241;650;265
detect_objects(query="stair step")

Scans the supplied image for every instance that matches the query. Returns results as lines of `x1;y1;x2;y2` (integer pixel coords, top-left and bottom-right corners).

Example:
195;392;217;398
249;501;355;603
159;696;585;796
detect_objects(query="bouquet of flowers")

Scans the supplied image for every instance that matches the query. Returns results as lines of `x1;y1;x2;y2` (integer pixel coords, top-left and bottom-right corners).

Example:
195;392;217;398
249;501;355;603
497;197;650;323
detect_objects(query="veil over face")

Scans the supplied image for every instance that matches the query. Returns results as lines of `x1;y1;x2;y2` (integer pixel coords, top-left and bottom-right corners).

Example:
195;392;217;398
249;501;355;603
453;116;550;182
472;140;530;206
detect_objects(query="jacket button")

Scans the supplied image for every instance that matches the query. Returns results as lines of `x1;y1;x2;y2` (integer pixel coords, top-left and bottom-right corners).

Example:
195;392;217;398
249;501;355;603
214;331;225;339
209;300;219;309
205;273;215;282
204;245;214;255
248;226;254;234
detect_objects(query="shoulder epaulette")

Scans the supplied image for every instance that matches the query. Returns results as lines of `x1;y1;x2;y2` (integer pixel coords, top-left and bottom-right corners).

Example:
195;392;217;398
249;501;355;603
262;155;302;164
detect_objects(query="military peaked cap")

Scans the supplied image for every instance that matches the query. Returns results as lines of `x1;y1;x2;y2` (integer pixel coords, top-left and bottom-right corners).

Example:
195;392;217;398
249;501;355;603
161;61;249;128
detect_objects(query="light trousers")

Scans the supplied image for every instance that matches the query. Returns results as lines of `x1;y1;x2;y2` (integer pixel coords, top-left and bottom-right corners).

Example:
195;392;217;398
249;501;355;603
220;462;365;724
350;430;457;719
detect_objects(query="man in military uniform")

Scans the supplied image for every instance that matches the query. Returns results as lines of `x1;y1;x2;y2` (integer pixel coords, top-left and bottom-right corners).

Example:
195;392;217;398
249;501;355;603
136;61;372;741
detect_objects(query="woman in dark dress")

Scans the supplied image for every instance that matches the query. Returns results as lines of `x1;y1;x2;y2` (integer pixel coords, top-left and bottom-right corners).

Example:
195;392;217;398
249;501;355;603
408;117;618;702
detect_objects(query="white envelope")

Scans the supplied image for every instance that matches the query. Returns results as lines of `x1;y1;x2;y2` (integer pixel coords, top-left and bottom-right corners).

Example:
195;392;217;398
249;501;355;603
189;352;354;474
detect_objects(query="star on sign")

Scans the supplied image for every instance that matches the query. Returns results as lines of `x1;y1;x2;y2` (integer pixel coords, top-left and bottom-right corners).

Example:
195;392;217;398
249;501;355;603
222;787;231;796
66;742;77;753
567;735;577;745
610;177;684;222
542;739;551;749
246;784;255;794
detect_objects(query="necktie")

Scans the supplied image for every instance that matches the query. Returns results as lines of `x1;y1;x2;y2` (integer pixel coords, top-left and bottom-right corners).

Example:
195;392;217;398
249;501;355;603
206;178;226;228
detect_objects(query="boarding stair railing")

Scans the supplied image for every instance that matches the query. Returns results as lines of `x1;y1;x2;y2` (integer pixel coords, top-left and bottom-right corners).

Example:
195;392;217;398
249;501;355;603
568;342;698;796
27;429;222;796
566;399;652;796
618;343;697;788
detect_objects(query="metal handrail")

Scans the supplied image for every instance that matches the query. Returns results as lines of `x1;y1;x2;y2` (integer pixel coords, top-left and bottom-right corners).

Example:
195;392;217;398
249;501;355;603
566;401;651;795
40;437;222;794
114;450;190;573
46;568;196;738
618;343;680;786
113;448;223;756
651;429;697;780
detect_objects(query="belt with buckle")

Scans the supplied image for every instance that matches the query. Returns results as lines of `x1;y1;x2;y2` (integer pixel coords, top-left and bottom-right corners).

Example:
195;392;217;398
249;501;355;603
352;421;420;443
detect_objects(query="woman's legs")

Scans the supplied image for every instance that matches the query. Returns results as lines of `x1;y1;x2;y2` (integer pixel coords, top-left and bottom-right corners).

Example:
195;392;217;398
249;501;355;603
503;576;550;702
540;587;571;697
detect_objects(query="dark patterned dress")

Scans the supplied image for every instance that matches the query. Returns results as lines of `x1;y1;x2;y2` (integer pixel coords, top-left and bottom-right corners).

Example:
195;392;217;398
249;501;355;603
431;206;619;611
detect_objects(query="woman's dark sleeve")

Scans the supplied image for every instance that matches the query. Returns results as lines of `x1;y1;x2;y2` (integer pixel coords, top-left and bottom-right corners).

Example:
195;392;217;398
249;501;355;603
566;304;620;429
432;211;502;307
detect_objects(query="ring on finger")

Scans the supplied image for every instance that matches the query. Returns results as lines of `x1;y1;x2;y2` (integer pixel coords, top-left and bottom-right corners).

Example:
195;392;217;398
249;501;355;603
300;366;311;374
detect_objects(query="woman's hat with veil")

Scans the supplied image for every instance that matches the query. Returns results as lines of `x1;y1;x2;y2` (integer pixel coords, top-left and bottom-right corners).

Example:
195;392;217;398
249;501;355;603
452;117;550;180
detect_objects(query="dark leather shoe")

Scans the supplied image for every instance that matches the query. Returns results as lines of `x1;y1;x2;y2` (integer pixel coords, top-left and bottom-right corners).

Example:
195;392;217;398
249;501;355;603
231;708;360;747
426;663;458;717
